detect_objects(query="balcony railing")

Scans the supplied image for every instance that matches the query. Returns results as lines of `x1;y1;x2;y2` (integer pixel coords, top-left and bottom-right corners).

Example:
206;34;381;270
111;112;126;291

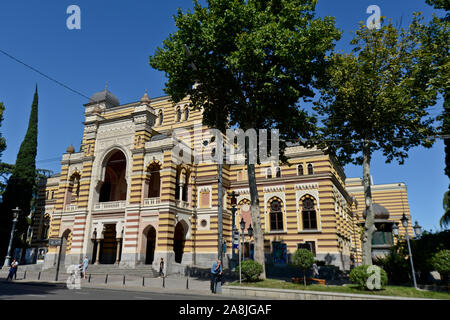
94;201;126;211
143;197;161;207
65;204;78;212
176;200;190;209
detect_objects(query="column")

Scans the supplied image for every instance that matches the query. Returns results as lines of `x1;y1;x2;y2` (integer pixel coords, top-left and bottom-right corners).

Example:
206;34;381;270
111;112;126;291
94;239;101;265
115;239;121;265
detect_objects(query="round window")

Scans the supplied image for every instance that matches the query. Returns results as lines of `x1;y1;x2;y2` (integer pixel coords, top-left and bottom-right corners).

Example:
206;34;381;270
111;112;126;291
200;220;208;228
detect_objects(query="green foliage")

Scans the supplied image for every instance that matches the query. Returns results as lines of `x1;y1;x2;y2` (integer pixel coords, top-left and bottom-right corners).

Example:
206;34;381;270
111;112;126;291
150;0;341;156
0;87;39;255
314;15;446;166
431;250;450;283
292;249;315;271
426;0;450;11
374;242;412;285
236;260;263;282
349;265;388;290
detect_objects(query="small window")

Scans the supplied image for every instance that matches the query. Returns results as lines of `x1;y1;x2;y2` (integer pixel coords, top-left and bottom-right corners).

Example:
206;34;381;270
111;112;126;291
159;110;164;125
276;167;281;178
267;168;272;179
184;107;189;121
307;163;314;175
298;165;304;176
270;200;283;231
176;108;182;122
302;198;317;230
200;220;207;228
51;191;55;200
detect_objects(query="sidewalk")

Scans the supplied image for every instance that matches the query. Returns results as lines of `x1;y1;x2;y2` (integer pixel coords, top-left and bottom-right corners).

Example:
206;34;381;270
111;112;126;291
0;270;214;297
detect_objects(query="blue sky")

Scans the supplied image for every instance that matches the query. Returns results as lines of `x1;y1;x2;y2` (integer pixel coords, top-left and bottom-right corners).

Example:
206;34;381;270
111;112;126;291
0;0;447;231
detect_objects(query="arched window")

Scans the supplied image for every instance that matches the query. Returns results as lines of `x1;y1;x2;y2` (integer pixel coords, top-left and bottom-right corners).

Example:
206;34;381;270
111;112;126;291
298;165;304;176
267;168;272;179
307;163;314;175
302;198;317;230
184;107;189;121
270;200;284;231
159;110;164;125
276;167;281;178
176;107;182;122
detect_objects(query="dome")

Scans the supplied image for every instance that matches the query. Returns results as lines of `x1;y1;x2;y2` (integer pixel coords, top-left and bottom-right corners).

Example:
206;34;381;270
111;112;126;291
363;203;390;220
66;144;75;154
90;86;120;108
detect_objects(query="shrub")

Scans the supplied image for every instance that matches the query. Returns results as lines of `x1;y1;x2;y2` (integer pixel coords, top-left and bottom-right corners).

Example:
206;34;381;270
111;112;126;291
430;249;450;284
349;265;388;290
292;249;315;285
236;260;263;282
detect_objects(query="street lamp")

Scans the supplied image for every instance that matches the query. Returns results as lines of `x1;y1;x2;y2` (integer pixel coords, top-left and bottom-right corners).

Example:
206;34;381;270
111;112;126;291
239;218;245;284
395;214;422;289
229;191;239;268
3;207;21;268
413;221;422;238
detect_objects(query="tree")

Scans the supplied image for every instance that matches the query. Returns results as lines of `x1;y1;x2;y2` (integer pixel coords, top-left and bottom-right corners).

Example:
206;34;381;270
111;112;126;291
149;0;340;278
0;86;38;259
424;1;450;228
292;249;315;286
314;16;445;265
430;249;450;284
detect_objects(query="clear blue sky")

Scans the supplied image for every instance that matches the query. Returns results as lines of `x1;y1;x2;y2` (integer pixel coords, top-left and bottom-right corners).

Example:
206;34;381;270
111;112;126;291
0;1;447;231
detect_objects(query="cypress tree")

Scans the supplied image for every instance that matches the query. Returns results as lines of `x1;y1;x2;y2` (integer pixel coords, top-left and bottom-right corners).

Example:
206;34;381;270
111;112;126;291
0;86;38;260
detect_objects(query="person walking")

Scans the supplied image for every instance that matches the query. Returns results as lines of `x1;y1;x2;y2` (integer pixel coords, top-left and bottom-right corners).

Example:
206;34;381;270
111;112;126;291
312;263;319;279
82;256;89;279
6;259;18;281
159;258;165;277
210;259;222;294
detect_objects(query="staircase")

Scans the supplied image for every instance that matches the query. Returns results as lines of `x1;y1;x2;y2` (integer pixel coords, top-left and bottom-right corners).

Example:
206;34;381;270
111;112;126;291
44;264;159;278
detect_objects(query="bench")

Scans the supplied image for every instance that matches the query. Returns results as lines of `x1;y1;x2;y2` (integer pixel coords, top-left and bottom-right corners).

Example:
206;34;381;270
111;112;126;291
292;277;326;285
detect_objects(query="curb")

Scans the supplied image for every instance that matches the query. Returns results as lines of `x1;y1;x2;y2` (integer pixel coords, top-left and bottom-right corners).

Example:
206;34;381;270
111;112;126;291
222;285;435;300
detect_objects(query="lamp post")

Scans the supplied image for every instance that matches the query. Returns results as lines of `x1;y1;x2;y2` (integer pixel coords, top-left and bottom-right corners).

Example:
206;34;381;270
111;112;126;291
248;224;254;260
239;217;245;284
392;214;422;289
3;207;21;268
229;191;239;267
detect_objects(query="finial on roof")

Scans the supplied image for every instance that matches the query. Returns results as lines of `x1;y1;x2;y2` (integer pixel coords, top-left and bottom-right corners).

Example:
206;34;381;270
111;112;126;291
66;144;75;154
140;89;151;104
105;81;109;91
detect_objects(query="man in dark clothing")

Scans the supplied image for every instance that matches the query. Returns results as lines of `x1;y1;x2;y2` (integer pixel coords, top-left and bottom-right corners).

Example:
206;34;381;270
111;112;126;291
159;258;165;277
210;259;222;294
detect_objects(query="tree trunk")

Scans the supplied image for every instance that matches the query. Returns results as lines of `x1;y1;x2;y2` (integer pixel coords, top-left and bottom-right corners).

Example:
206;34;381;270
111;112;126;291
247;162;266;279
303;272;306;286
361;142;376;265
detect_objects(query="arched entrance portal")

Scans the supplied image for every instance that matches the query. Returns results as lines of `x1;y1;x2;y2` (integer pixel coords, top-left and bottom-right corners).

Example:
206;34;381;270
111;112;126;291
173;222;187;263
60;229;72;265
144;226;156;265
99;150;127;202
99;225;117;264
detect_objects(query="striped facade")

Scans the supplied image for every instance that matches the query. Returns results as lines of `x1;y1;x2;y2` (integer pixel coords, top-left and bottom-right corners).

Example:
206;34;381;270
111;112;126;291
31;90;413;272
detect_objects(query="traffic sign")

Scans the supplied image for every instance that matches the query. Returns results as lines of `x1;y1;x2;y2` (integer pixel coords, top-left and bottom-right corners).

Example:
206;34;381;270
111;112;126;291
48;238;62;247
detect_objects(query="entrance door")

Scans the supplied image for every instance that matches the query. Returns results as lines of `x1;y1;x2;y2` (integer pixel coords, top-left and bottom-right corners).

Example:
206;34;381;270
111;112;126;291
173;222;186;263
145;226;156;265
100;225;117;264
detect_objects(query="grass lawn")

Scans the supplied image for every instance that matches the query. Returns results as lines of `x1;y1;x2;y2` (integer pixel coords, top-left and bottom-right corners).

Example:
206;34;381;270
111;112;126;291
229;279;450;300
